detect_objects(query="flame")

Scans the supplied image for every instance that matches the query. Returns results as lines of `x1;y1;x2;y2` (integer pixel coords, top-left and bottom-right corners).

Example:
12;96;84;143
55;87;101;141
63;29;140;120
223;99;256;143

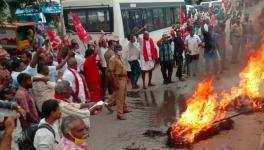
237;44;264;106
220;44;264;109
170;36;264;144
170;80;224;143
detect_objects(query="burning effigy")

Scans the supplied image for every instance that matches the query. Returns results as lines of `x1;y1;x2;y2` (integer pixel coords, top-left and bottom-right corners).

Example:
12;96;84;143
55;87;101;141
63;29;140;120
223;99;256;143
168;80;233;147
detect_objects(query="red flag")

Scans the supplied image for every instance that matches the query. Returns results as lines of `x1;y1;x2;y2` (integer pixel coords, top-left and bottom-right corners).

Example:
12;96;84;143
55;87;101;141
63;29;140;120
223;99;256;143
180;6;189;39
45;29;62;49
180;7;186;25
71;13;90;43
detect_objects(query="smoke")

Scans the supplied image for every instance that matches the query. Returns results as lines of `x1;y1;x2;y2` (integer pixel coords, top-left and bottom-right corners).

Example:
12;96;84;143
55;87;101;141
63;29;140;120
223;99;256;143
253;8;264;48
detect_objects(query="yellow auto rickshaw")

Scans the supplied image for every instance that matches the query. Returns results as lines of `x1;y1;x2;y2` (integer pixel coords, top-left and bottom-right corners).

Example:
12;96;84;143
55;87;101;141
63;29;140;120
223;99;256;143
0;22;35;50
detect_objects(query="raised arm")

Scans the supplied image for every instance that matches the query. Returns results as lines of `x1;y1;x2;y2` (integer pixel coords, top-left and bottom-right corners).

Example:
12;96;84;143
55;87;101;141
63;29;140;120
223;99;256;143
134;24;148;36
56;49;74;70
30;48;43;68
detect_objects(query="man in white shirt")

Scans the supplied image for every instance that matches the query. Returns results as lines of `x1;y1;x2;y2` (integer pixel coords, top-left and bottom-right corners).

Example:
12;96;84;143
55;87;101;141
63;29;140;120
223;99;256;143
98;39;108;97
71;40;85;72
32;63;56;112
11;48;42;88
39;51;72;82
34;100;61;150
62;57;89;103
54;80;102;127
128;36;141;89
185;28;202;76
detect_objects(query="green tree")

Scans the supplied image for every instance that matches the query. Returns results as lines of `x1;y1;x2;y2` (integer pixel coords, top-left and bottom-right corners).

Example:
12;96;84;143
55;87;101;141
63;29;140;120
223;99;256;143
0;0;11;22
0;0;61;22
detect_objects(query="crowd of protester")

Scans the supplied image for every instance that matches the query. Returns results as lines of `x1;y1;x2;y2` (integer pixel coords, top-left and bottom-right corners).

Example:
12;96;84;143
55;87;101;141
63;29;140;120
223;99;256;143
0;0;262;149
0;26;130;149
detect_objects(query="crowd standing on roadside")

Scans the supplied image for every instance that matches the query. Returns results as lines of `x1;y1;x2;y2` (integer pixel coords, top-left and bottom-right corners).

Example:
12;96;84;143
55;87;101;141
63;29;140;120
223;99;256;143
0;0;261;149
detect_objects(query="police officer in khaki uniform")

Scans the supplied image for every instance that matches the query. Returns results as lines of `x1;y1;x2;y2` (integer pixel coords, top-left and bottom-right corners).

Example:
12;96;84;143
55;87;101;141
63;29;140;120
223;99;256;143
105;40;116;66
230;18;243;63
108;44;132;120
104;40;116;112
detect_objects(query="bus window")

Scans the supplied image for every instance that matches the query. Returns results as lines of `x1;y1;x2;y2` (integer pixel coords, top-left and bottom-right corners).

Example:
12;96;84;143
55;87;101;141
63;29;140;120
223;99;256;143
153;9;161;29
121;6;180;38
173;7;180;23
121;11;130;37
165;8;174;27
158;8;165;28
145;9;154;31
64;7;113;33
74;12;87;27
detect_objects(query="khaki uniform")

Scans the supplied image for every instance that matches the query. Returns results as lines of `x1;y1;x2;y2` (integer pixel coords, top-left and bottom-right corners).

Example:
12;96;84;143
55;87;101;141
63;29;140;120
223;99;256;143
241;21;252;50
230;24;242;62
104;49;115;67
104;48;115;96
108;54;128;115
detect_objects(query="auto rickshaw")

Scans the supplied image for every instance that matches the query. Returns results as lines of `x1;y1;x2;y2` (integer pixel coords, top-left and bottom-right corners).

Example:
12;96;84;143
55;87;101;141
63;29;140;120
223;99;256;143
0;22;35;50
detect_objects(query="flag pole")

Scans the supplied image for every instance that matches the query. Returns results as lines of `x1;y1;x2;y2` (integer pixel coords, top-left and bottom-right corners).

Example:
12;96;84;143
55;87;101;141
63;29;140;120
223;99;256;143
83;41;87;50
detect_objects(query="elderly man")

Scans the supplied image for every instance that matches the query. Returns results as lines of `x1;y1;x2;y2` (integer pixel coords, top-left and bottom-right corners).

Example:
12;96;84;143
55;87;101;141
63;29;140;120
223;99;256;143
62;57;89;103
59;115;90;150
54;80;100;127
139;31;158;89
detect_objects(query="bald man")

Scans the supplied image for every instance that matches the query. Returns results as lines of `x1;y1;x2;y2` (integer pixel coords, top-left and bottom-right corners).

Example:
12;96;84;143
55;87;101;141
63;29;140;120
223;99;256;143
62;57;89;103
138;31;158;89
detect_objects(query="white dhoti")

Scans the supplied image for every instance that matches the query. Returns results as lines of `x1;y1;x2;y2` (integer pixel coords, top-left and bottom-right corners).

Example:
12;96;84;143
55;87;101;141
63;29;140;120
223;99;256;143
139;37;156;71
140;57;155;71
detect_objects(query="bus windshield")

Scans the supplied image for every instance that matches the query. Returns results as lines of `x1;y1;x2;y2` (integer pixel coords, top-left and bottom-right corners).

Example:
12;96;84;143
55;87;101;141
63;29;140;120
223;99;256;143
64;7;113;32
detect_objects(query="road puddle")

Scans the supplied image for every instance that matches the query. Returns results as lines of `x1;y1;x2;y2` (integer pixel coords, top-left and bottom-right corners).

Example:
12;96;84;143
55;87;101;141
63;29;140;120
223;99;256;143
129;90;187;128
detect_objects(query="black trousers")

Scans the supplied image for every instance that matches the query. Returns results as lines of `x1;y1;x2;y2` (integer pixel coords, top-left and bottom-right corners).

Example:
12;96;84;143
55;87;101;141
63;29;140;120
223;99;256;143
175;53;183;79
160;60;173;82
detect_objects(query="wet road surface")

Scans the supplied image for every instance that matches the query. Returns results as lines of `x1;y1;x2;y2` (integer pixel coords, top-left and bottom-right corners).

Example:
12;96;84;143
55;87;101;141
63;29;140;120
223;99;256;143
127;90;186;129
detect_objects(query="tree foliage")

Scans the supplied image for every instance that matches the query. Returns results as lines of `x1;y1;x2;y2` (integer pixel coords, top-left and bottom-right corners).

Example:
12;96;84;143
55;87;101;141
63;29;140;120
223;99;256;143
0;0;10;22
0;0;58;22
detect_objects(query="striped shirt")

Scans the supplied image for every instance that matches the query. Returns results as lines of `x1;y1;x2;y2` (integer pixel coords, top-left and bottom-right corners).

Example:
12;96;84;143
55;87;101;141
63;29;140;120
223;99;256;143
158;42;173;61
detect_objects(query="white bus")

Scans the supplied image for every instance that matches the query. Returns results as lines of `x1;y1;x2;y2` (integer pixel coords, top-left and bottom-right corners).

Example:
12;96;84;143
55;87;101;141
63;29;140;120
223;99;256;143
200;0;222;8
62;0;184;45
